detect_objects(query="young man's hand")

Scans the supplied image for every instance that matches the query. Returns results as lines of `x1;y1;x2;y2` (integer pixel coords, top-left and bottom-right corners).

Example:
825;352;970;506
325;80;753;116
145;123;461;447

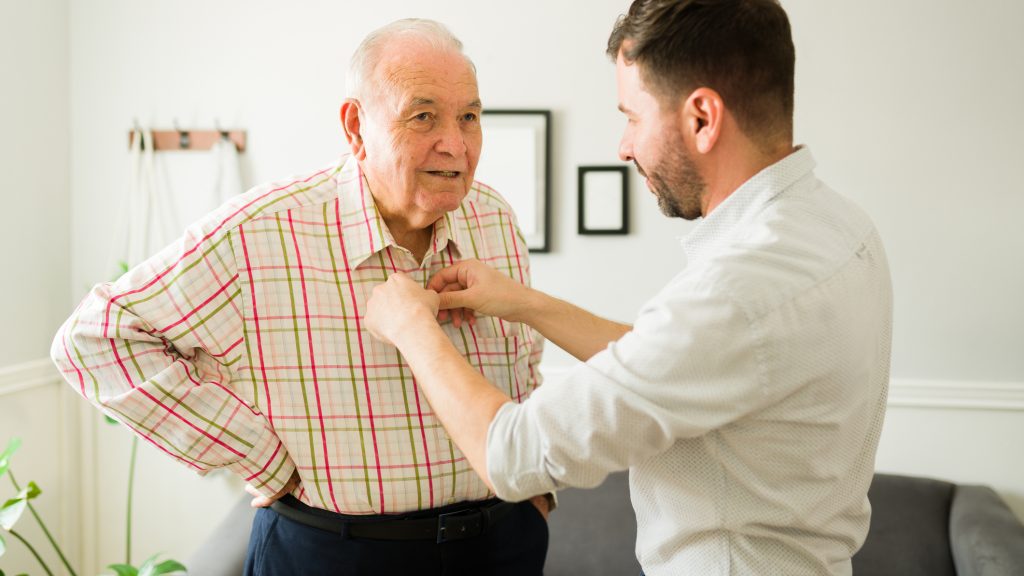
429;259;531;326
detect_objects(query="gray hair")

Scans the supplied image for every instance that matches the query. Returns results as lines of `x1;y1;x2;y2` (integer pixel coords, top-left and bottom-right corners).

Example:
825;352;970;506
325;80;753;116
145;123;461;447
346;18;476;100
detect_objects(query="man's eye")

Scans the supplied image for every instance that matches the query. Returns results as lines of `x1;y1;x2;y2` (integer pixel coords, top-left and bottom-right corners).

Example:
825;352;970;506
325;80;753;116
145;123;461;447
414;112;431;122
462;113;479;122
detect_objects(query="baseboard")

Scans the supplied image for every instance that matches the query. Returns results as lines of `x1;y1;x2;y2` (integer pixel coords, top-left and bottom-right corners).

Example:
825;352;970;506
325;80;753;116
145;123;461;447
0;358;61;396
539;366;1024;412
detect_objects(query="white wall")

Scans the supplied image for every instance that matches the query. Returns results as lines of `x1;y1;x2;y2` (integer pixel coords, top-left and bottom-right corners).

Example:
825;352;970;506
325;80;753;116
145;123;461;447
0;0;1012;573
0;0;74;574
0;0;71;367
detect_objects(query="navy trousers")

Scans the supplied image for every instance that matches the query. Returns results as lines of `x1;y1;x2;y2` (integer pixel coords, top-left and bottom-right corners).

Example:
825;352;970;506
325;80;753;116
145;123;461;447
243;500;548;576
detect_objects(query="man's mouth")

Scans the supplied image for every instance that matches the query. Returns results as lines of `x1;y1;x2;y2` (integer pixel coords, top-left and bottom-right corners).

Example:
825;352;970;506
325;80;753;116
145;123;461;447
427;170;461;178
633;161;647;178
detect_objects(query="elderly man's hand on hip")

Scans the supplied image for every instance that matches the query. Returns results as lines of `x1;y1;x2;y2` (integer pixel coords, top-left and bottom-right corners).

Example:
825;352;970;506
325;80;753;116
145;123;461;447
366;273;441;346
246;469;300;508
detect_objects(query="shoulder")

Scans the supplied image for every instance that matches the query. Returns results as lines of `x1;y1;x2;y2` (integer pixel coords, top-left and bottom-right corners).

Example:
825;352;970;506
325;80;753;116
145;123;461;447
693;181;882;317
191;160;345;241
463;180;518;219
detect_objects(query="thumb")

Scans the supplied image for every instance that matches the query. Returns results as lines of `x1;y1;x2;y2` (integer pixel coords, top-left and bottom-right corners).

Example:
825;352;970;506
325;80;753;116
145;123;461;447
438;288;474;311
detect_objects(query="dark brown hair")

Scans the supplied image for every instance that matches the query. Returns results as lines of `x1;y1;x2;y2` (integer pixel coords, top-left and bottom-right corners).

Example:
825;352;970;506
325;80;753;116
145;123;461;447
607;0;795;146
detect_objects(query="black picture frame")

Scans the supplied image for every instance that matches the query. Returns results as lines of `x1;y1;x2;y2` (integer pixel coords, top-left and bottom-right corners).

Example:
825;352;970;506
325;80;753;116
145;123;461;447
476;109;552;252
578;165;629;235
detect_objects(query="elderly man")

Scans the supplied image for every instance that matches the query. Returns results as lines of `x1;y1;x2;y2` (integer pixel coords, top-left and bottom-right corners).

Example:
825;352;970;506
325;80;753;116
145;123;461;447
51;19;548;576
365;1;893;575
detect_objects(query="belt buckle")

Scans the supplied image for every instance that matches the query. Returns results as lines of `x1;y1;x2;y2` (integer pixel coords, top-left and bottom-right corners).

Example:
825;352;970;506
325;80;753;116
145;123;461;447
436;508;483;544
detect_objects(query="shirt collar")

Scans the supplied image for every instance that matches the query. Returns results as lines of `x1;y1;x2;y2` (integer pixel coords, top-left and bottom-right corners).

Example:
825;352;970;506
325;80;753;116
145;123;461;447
681;145;816;261
333;155;467;269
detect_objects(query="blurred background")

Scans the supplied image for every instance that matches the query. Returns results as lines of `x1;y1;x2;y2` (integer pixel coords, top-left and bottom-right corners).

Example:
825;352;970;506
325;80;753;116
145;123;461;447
2;0;1022;573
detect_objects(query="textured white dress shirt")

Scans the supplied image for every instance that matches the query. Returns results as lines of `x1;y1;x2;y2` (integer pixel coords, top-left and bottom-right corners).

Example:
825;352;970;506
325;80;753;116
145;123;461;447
487;147;893;575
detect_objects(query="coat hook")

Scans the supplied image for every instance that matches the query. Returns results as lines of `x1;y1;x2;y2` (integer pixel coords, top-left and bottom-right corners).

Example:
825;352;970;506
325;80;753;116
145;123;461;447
174;119;190;149
132;118;145;151
215;118;230;140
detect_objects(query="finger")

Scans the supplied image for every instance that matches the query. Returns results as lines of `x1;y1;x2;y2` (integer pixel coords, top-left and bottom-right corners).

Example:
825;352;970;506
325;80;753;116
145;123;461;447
438;289;471;311
427;261;471;292
436;284;467;326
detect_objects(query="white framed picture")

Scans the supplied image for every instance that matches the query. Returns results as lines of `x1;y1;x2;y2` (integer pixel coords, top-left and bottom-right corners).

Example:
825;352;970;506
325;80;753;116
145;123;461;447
475;110;551;252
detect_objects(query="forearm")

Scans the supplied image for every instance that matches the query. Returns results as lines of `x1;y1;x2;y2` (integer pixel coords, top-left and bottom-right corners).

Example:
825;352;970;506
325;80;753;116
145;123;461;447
393;317;510;491
52;274;295;496
516;289;631;362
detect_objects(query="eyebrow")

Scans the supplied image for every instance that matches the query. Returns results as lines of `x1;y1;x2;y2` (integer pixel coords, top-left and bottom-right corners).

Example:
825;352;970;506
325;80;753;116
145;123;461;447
406;98;483;109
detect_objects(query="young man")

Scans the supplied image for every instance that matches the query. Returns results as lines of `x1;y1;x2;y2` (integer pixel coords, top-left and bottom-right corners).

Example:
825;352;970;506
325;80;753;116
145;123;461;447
364;2;893;574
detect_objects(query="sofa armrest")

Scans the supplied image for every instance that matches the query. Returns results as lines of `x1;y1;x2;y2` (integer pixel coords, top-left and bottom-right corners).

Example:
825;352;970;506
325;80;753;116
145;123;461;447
187;495;256;576
949;485;1024;576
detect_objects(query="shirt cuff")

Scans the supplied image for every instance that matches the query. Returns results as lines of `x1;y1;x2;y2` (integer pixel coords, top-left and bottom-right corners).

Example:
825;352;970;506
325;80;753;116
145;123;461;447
487;401;557;502
225;420;295;497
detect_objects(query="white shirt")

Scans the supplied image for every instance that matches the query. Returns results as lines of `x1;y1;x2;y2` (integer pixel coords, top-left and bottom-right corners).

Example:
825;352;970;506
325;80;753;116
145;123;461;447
487;147;893;575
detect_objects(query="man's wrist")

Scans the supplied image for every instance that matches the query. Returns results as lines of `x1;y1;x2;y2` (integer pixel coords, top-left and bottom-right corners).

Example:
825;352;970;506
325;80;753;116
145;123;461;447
509;286;541;325
392;308;444;351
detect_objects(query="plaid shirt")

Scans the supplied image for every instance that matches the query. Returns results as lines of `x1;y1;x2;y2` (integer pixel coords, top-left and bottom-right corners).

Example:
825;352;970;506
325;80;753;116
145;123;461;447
52;155;543;514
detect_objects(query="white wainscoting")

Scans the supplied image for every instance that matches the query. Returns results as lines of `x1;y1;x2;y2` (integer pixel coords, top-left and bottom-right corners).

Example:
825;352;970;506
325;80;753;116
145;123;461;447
0;359;78;576
539;366;1024;521
1;359;243;576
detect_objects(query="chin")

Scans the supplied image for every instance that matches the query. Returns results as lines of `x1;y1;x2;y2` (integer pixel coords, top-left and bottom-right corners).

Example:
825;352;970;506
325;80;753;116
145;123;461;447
423;188;468;210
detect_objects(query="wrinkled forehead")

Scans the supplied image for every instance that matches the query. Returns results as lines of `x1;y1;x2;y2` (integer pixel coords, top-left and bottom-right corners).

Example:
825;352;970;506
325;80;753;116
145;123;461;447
372;42;479;110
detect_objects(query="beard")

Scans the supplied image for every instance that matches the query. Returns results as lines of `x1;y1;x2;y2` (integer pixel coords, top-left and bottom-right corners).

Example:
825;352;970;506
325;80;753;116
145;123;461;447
635;140;706;221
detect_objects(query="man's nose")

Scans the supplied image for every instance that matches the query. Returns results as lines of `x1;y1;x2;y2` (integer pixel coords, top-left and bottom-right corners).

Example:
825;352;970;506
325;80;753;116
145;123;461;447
435;118;468;157
618;132;633;163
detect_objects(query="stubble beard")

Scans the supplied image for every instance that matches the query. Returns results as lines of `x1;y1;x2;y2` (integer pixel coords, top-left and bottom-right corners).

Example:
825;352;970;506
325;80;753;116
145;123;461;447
640;141;706;221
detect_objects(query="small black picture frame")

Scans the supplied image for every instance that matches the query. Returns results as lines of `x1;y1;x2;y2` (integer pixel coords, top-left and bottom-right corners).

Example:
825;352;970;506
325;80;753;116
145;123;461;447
578;165;629;235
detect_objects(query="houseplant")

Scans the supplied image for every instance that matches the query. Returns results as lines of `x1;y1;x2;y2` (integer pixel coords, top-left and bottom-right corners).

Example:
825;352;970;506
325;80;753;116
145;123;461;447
0;436;187;576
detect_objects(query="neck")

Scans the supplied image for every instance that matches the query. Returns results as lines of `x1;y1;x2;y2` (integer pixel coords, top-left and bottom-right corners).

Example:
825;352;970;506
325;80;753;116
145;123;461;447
363;172;436;262
701;139;795;217
384;215;434;263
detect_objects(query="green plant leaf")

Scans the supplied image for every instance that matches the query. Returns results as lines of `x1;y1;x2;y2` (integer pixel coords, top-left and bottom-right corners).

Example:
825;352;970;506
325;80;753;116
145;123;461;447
104;414;120;426
22;482;41;500
0;531;6;557
0;498;28;530
137;553;158;576
107;563;138;576
0;437;21;479
151;559;187;575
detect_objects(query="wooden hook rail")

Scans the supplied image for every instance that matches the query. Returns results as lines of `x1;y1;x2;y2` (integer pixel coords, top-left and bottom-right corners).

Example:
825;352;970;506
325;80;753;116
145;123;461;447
128;129;246;152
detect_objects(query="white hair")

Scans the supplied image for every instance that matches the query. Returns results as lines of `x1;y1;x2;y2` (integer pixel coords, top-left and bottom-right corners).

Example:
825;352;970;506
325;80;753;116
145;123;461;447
346;18;476;100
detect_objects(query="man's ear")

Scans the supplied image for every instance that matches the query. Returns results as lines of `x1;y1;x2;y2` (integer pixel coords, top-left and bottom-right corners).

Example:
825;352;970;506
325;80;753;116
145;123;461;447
340;99;366;160
684;88;724;154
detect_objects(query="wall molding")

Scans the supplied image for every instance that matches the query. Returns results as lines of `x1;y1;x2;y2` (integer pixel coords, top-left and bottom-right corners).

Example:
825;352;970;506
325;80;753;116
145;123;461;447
0;358;61;397
887;378;1024;411
539;366;1024;412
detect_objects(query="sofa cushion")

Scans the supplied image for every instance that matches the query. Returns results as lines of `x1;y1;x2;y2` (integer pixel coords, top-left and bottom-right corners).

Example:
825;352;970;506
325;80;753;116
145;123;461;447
545;471;641;576
852;473;957;576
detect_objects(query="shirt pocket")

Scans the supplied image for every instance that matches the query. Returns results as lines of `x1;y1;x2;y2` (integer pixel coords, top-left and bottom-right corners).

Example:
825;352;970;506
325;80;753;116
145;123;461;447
453;334;535;403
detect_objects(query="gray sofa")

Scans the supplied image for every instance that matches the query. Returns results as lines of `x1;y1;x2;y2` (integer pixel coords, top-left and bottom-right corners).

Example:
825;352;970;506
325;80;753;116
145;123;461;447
188;472;1024;575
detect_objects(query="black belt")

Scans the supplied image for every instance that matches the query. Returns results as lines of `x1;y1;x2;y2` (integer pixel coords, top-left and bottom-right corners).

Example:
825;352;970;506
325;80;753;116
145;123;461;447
270;495;516;543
